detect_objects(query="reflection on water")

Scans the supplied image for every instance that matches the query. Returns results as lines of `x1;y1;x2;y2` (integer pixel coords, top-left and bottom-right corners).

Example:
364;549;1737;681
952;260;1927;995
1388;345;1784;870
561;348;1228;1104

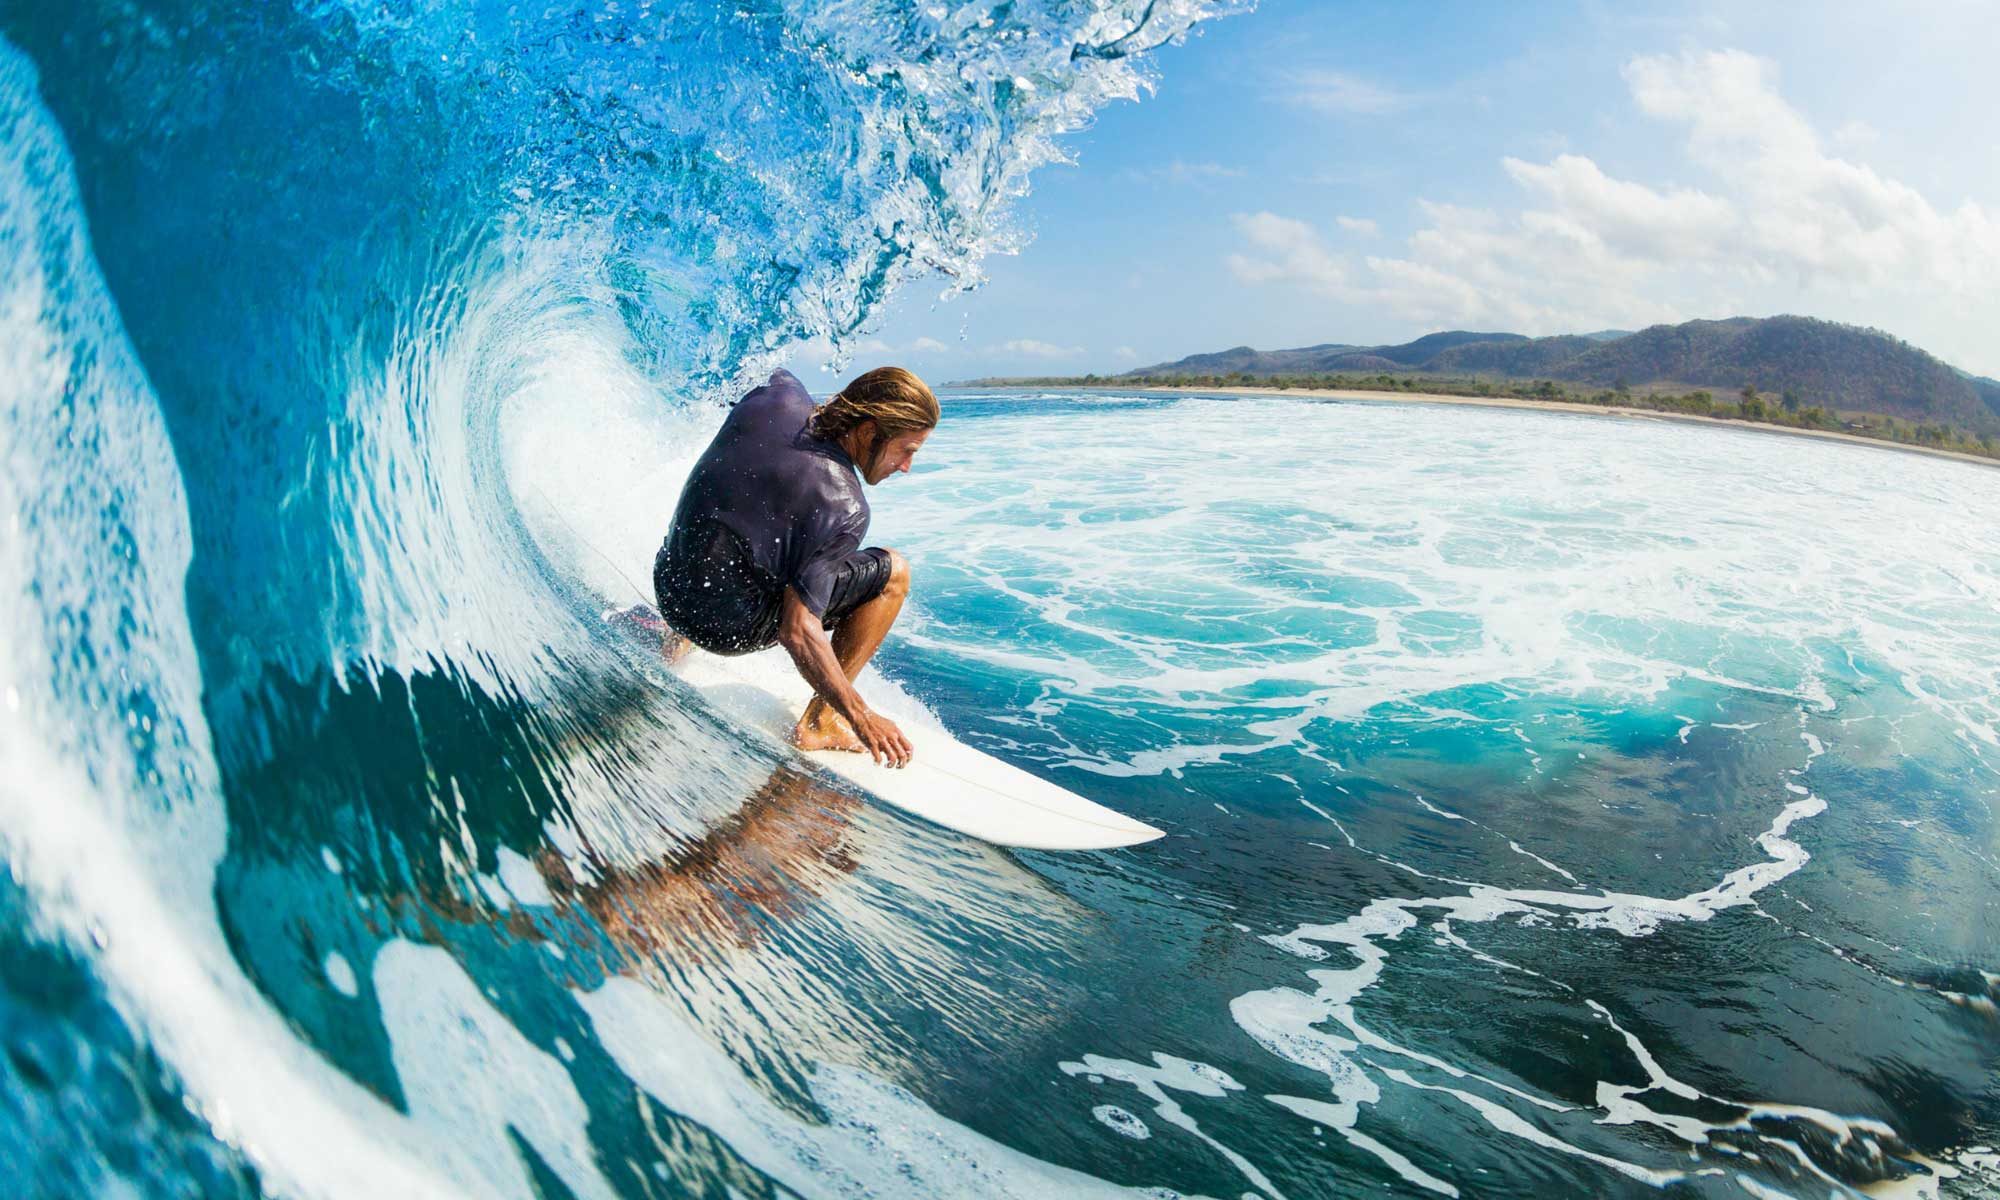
558;766;865;961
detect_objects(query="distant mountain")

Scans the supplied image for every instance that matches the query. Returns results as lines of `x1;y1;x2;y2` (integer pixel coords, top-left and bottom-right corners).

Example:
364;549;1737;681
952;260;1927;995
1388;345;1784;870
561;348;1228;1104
1428;334;1599;376
1372;330;1526;364
1131;316;2000;435
1978;380;2000;425
1145;342;1363;376
1133;331;1522;377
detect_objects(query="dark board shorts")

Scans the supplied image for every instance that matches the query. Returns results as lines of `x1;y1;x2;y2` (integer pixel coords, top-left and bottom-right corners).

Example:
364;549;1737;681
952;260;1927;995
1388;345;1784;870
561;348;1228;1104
654;522;893;656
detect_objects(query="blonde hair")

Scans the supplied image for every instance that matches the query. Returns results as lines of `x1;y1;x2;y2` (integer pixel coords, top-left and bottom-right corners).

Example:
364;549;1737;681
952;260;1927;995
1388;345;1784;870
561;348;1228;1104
807;366;939;444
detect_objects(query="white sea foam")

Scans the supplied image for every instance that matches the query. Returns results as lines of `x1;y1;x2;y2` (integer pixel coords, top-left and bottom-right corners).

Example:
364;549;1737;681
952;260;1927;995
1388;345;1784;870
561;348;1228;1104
1058;1053;1279;1199
1052;636;1908;1195
580;976;1160;1199
323;952;358;999
495;845;555;907
375;942;618;1200
1092;1105;1152;1140
880;394;2000;777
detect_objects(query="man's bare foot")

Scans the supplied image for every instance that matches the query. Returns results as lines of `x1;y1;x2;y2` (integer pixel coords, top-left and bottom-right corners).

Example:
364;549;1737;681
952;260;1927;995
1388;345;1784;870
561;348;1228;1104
790;710;865;753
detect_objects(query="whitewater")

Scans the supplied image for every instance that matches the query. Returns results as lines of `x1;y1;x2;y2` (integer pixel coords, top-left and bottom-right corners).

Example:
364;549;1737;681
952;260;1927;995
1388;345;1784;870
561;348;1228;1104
1;3;1996;1198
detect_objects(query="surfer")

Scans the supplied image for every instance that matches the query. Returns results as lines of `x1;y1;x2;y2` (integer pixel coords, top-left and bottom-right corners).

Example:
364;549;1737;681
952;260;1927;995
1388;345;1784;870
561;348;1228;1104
653;366;937;767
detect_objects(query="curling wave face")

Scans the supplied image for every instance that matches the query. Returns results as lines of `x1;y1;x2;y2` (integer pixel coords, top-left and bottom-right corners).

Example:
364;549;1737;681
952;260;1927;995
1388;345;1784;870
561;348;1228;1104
0;1;1241;1194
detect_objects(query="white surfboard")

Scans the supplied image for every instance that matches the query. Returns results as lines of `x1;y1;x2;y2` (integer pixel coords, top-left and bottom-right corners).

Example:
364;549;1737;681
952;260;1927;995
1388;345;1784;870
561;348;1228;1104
672;649;1164;851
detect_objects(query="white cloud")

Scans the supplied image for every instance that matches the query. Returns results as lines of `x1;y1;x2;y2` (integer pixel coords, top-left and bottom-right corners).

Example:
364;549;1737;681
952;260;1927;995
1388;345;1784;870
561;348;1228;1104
998;338;1085;359
1334;215;1380;237
1832;119;1879;151
1225;211;1354;295
1619;49;1998;293
1499;154;1734;262
908;336;950;354
1113;345;1141;361
1124;160;1246;186
1280;69;1406;116
1227;48;2000;371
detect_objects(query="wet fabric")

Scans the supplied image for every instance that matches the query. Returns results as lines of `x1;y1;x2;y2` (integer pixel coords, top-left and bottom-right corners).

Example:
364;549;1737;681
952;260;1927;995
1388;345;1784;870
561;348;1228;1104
659;368;872;620
656;369;884;651
654;530;890;655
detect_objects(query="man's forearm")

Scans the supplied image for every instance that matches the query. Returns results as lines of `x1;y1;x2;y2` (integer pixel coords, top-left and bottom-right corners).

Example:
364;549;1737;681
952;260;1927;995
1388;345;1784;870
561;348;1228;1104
781;625;867;723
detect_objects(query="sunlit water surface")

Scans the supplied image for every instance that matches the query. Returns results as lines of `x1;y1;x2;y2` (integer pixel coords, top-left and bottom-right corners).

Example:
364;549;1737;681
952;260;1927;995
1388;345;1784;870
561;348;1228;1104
863;389;2000;1198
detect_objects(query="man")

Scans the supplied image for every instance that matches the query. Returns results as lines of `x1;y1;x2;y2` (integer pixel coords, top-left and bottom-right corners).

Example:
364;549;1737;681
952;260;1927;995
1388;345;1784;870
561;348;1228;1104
654;365;937;768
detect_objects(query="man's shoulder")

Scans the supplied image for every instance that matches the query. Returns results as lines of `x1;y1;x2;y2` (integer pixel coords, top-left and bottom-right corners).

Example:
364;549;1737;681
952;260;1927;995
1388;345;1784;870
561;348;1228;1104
796;444;868;530
715;369;814;450
740;367;813;413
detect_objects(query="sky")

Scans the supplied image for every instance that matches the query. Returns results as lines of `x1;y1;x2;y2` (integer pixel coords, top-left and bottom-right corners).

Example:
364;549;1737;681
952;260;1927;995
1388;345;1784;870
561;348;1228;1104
793;0;2000;385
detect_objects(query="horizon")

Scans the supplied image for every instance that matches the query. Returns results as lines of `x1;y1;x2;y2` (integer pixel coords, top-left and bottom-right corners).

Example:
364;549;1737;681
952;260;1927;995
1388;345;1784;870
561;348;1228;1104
791;0;2000;385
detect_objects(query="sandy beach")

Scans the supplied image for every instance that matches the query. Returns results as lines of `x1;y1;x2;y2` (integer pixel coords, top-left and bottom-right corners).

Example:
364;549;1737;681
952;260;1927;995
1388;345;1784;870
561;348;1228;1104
1039;383;2000;472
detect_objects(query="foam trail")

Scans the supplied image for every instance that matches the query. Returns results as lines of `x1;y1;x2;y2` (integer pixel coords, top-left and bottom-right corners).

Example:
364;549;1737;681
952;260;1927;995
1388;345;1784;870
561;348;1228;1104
582;977;1160;1199
1060;1053;1283;1200
1061;723;1851;1195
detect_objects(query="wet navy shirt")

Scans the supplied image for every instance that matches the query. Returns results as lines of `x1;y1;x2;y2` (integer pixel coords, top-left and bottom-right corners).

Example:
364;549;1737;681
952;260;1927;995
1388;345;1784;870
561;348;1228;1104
666;369;869;617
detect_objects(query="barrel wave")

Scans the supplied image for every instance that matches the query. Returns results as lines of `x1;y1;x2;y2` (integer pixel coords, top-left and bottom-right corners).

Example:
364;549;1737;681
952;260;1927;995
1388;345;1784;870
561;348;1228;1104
3;3;1998;1199
0;3;1238;1194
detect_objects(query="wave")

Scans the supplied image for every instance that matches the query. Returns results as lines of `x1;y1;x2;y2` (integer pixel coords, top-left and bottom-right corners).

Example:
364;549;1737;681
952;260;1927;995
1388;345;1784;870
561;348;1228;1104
7;5;1995;1198
0;2;1241;1194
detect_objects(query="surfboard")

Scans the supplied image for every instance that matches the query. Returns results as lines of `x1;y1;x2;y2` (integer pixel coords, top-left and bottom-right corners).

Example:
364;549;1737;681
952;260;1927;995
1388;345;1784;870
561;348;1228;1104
670;648;1165;851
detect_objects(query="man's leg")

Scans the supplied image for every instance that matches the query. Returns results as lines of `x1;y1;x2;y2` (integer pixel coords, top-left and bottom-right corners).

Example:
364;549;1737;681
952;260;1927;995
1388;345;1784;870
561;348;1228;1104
793;550;909;751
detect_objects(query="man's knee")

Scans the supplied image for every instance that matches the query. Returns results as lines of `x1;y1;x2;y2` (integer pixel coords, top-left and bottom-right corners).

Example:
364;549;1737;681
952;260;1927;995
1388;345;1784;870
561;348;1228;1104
882;549;911;599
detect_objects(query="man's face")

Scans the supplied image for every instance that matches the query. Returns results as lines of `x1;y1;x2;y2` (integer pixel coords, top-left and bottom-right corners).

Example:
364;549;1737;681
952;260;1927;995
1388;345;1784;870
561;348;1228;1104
861;424;931;485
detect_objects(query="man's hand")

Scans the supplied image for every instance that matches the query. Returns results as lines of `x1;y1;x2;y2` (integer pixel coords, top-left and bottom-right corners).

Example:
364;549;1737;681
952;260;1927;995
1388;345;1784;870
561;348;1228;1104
850;708;914;768
775;587;915;767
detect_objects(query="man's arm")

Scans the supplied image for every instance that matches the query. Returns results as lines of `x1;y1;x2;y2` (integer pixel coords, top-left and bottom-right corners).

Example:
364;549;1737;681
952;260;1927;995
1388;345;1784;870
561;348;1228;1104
774;588;914;767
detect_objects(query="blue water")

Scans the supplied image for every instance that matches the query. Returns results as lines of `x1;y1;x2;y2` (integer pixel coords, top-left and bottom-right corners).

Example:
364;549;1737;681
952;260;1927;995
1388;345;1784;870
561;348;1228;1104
1;4;1997;1197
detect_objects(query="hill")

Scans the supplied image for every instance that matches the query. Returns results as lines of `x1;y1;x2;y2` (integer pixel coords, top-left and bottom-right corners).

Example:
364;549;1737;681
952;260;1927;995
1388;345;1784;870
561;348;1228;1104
1133;330;1524;378
1132;316;2000;435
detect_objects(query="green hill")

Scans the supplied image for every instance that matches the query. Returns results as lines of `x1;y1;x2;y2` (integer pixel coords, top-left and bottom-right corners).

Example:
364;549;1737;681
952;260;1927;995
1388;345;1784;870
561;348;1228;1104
1132;316;2000;435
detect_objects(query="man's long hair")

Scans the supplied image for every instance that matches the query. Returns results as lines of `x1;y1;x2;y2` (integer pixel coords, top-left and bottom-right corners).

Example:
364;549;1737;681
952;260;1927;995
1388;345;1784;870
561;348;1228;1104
807;366;940;445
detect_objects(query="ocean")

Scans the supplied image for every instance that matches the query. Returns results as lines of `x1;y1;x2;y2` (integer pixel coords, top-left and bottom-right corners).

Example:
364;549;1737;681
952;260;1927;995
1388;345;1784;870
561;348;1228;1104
1;3;1996;1197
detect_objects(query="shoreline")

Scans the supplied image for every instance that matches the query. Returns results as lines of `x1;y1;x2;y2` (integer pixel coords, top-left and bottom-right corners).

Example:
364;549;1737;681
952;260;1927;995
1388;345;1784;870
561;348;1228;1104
973;383;2000;472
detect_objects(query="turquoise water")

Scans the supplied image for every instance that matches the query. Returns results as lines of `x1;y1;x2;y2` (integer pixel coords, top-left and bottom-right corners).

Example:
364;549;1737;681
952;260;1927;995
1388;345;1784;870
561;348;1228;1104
871;391;2000;1197
2;1;1997;1196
